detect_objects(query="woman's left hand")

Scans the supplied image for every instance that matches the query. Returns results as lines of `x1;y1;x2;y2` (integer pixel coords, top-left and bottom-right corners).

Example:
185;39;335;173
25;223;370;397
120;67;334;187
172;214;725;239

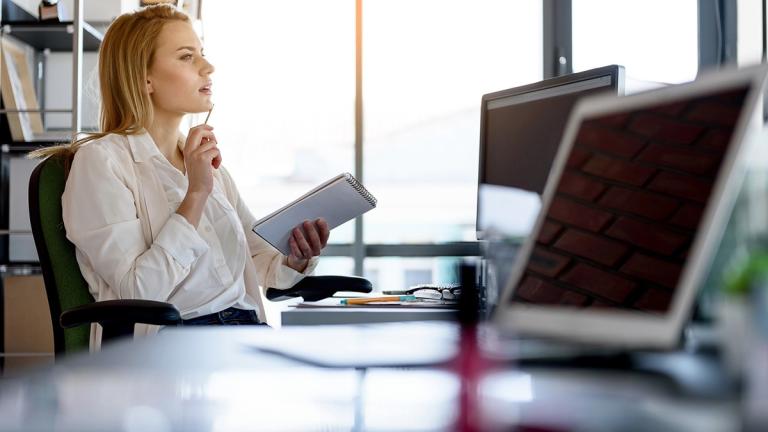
287;218;330;272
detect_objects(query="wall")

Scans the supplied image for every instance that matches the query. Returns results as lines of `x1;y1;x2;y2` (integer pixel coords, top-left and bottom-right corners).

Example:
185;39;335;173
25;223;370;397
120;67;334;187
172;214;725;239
2;275;54;376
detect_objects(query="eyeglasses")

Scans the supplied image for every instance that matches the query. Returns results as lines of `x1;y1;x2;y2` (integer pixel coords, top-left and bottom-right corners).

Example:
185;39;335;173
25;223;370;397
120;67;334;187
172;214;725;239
383;283;461;300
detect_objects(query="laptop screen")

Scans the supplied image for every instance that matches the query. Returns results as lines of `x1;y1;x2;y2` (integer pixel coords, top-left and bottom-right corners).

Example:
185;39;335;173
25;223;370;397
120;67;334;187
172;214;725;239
509;85;751;313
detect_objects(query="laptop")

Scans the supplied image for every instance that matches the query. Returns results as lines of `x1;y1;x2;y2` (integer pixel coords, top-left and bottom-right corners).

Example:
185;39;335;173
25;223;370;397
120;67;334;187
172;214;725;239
494;65;768;349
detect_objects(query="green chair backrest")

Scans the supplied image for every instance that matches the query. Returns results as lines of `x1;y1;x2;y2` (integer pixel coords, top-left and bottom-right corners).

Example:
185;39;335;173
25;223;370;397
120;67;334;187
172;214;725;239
29;155;93;354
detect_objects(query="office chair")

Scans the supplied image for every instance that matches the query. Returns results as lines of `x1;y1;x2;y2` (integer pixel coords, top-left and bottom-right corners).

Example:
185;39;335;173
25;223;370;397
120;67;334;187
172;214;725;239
29;154;182;355
29;155;372;355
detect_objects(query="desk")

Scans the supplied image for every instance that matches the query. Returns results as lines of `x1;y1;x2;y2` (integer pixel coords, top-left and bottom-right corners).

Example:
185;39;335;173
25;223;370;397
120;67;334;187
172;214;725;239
0;323;745;431
281;304;458;325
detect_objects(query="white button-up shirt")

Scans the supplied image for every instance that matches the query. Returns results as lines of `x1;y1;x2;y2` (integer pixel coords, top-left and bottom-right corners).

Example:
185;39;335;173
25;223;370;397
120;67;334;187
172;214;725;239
62;131;316;347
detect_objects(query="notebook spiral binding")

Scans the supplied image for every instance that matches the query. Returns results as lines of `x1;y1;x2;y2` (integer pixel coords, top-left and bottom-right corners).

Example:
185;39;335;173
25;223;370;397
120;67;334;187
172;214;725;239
344;173;377;207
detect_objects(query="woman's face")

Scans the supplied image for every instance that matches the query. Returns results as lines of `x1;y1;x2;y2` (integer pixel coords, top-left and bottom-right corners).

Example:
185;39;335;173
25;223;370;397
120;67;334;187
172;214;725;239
146;20;214;116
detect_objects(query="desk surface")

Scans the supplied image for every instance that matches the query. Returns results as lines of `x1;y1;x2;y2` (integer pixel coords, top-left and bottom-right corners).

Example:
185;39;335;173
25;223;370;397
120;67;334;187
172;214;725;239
281;304;458;325
0;323;742;432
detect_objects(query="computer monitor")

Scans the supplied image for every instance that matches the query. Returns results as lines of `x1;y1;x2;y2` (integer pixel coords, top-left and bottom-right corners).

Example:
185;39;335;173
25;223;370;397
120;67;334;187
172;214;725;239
477;65;625;240
494;65;767;348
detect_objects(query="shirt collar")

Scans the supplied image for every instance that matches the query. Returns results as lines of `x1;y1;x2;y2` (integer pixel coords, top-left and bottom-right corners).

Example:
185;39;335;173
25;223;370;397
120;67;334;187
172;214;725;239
128;129;187;163
127;130;162;163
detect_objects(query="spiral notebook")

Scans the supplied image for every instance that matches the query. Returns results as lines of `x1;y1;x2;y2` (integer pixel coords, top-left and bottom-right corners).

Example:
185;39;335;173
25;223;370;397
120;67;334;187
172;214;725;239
252;173;377;255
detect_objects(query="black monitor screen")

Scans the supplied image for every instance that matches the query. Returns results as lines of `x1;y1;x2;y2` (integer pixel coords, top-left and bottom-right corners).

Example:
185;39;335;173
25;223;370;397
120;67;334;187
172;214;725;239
477;66;623;239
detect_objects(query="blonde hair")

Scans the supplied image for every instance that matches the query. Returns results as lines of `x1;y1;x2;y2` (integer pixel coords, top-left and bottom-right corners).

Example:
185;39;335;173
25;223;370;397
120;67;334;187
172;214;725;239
29;4;190;162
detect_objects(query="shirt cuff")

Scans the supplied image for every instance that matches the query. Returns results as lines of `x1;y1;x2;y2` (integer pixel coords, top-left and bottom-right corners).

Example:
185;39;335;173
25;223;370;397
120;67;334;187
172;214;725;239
302;256;319;274
154;213;209;268
278;256;319;285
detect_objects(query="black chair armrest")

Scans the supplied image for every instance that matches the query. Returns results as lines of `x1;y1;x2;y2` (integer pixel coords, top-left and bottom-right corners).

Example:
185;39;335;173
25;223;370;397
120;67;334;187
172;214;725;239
60;299;182;329
266;275;373;302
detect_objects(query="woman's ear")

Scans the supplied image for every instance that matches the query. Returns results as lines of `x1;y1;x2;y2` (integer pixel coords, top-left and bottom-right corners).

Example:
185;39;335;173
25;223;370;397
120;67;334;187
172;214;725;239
146;79;153;95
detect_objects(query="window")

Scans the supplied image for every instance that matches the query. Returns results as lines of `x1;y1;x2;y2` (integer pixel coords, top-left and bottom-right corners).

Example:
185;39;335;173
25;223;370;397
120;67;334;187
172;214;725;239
202;1;356;244
572;0;698;85
363;0;543;244
315;257;355;277
202;1;541;278
364;257;462;292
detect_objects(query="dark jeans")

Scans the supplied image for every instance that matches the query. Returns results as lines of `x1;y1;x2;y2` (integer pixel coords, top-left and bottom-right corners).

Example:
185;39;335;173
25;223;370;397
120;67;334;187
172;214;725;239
181;307;268;326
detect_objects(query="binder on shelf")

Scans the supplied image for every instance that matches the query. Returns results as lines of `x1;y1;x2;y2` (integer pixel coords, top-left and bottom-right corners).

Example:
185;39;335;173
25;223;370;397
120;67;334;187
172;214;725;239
252;173;377;256
0;38;43;141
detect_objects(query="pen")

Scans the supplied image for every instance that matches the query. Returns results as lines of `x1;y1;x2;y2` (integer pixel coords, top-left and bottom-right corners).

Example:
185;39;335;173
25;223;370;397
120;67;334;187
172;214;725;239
341;295;416;305
204;103;214;124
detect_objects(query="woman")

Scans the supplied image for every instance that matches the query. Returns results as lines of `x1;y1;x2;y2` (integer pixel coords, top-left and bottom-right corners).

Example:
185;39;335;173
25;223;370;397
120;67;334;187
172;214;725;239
32;4;328;345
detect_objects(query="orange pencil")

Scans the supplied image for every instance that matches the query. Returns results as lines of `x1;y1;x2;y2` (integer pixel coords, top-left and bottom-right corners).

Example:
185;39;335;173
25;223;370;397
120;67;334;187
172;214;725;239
341;295;416;305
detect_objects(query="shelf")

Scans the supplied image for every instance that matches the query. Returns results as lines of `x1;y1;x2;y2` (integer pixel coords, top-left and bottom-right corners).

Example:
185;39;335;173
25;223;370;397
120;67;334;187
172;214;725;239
2;140;70;153
0;0;102;52
1;21;103;51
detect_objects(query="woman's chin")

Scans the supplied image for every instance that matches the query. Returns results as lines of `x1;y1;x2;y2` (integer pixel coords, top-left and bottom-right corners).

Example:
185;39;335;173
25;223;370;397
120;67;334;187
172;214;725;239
191;102;213;114
196;94;213;109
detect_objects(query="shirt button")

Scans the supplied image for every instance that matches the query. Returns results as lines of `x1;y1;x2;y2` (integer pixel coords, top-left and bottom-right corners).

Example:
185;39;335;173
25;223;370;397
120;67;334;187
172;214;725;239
204;226;212;233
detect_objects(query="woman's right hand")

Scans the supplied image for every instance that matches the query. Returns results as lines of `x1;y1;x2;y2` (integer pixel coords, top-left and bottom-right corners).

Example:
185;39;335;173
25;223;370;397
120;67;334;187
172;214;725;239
183;124;221;196
176;124;221;228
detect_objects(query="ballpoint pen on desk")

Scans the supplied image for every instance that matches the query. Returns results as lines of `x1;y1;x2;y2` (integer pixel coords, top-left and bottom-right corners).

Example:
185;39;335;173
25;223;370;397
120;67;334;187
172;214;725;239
340;295;416;305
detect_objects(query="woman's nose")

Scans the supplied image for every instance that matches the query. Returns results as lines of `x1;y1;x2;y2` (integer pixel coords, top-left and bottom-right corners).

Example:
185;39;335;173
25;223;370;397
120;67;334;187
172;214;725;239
201;58;215;75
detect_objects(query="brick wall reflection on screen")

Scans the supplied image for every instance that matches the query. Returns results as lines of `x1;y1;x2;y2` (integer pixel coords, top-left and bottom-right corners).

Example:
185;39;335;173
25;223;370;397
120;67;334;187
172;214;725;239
512;88;749;314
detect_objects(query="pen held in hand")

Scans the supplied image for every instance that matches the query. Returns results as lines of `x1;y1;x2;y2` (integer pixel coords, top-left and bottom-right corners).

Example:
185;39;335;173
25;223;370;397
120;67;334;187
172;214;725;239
203;104;220;168
204;103;214;125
